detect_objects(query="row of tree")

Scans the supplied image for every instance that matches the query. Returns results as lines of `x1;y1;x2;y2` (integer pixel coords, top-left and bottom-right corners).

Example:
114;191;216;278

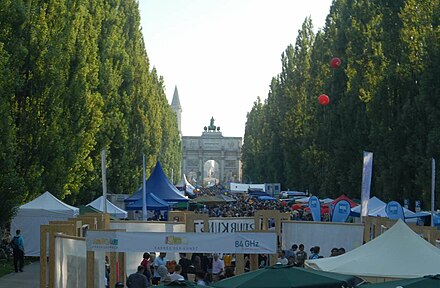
0;0;181;226
242;0;440;210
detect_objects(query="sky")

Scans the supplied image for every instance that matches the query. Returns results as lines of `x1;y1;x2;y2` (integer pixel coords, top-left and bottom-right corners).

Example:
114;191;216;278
138;0;333;138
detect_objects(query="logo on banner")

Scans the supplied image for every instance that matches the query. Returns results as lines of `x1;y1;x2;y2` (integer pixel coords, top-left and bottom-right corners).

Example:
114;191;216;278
308;196;321;222
165;236;188;245
155;235;198;252
91;238;119;250
332;200;351;223
415;200;421;212
386;201;404;221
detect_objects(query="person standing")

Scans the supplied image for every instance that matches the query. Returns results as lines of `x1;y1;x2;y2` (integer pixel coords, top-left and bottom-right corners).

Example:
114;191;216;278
178;253;192;280
11;230;24;273
140;252;152;283
295;244;307;267
211;254;224;282
126;265;149;288
152;252;167;285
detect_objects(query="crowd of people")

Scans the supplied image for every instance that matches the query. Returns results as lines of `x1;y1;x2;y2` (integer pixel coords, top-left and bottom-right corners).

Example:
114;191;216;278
123;252;234;287
122;243;346;288
193;192;296;218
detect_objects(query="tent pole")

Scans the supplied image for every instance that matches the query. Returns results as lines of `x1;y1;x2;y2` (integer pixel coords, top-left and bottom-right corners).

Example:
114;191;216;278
142;154;148;221
431;158;435;227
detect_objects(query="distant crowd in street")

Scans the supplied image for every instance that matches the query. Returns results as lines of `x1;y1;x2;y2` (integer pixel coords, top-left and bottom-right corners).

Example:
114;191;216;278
192;187;311;220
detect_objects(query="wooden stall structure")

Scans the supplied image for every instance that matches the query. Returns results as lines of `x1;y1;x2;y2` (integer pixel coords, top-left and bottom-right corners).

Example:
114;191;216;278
363;216;440;245
40;213;111;288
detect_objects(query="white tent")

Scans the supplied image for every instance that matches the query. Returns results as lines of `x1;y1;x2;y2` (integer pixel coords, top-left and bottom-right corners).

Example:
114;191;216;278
305;219;440;279
351;196;429;221
87;196;127;219
10;191;79;256
351;196;386;215
176;174;195;196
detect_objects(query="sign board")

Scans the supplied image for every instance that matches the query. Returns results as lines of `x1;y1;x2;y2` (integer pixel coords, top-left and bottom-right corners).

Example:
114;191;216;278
194;218;255;233
86;231;277;254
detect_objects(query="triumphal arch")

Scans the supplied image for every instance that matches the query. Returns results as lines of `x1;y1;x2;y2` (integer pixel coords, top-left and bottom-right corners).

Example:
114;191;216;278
182;117;242;185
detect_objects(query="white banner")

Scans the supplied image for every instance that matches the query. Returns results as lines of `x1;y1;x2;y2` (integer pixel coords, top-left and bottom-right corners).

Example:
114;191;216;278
361;151;373;218
86;231;277;254
194;218;255;233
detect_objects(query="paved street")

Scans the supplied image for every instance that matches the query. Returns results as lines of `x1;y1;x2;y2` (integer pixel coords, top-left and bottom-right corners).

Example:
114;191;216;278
0;261;40;288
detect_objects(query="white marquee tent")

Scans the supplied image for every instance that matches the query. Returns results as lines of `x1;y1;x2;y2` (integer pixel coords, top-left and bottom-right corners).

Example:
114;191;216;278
351;196;430;221
305;219;440;279
87;196;127;219
10;191;79;256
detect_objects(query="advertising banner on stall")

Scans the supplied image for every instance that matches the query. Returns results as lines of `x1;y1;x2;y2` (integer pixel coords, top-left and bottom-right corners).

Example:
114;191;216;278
331;200;351;223
194;218;255;233
309;196;321;222
86;231;277;254
385;201;405;221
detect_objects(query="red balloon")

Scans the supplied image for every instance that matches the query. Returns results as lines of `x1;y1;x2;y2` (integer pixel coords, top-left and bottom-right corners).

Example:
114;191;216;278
330;57;342;69
318;94;330;106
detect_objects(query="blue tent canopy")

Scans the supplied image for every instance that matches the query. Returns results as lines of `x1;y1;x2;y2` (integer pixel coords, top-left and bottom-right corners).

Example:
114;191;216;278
125;161;188;204
125;193;169;211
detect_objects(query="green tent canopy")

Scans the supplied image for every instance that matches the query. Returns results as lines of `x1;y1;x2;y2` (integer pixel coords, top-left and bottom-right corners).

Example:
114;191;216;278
158;280;212;287
212;265;360;288
360;275;440;288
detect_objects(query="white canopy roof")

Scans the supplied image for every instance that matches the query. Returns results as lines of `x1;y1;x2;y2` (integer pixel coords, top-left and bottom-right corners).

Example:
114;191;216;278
305;219;440;279
87;196;127;219
11;191;79;256
351;196;386;215
19;191;79;215
351;196;429;220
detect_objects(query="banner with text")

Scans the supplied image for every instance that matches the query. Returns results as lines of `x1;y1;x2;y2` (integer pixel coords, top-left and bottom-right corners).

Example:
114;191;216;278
309;196;321;222
385;201;404;221
194;218;255;233
86;231;277;254
332;200;351;223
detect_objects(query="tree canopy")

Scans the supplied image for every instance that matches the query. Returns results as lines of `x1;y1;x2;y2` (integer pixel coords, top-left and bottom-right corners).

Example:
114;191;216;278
242;0;440;210
0;0;181;226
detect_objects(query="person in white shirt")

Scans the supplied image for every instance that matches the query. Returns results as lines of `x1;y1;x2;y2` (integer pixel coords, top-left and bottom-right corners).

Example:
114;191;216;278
212;253;224;282
169;264;185;282
276;250;288;265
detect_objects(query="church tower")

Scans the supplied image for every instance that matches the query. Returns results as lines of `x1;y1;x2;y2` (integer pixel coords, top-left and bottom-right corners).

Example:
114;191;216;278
170;85;182;137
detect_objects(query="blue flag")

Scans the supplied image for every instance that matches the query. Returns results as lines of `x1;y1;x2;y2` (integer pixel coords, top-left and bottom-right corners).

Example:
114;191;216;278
386;201;405;221
308;196;321;222
332;200;351;222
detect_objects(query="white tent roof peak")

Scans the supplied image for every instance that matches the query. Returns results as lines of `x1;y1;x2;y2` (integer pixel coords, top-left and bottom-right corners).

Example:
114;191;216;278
87;196;127;219
11;191;79;256
20;191;79;212
306;219;440;278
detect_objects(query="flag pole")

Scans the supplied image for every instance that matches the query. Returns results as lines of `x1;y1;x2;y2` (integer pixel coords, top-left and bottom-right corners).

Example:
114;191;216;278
431;158;436;227
142;154;147;221
101;148;108;214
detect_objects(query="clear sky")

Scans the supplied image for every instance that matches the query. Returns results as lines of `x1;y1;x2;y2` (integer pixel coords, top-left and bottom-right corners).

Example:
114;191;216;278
138;0;333;138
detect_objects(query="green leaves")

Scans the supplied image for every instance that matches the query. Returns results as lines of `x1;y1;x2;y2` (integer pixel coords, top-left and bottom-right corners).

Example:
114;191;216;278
0;0;181;223
242;0;440;209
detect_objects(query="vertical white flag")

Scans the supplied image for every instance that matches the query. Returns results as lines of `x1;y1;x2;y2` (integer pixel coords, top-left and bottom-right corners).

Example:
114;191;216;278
361;151;373;219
